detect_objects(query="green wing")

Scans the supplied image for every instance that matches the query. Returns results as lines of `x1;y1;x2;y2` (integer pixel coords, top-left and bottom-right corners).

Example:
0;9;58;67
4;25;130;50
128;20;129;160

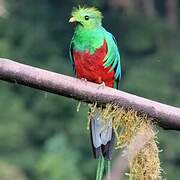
103;30;121;85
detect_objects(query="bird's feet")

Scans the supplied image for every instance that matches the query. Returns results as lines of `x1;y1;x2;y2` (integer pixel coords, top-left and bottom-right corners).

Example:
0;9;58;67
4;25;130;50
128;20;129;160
80;78;88;85
81;78;87;81
98;82;105;89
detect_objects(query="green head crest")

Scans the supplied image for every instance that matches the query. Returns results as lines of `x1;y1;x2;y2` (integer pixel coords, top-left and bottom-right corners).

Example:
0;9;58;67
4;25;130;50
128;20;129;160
69;6;103;28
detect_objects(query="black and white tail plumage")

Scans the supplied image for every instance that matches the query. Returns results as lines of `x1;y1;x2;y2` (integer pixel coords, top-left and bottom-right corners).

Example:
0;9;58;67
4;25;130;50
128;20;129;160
90;109;115;180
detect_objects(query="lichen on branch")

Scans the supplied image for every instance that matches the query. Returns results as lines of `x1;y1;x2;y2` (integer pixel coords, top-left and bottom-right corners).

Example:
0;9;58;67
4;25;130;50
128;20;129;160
88;104;162;180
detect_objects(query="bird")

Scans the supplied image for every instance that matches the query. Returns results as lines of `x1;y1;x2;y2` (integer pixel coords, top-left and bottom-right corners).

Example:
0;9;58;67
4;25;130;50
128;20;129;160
69;6;121;180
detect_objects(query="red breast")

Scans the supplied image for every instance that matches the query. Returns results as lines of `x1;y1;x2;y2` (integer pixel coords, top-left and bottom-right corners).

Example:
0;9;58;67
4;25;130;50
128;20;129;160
73;40;115;87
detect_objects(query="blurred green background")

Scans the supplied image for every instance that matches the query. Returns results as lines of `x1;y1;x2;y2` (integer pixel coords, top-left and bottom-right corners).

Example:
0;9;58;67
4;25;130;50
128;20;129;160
0;0;180;179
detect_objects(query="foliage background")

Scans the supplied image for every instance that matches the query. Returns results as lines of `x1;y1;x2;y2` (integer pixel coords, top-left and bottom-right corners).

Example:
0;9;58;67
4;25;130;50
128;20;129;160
0;0;180;179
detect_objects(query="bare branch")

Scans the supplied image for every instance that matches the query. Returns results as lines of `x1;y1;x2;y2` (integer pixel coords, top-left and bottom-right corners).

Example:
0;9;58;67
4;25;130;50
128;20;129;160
0;58;180;130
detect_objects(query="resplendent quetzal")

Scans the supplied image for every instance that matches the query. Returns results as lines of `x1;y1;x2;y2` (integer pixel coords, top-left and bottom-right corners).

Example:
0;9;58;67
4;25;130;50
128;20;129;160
69;6;121;179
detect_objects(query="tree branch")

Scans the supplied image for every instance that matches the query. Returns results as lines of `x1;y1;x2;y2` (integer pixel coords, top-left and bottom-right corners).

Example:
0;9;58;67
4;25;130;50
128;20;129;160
0;58;180;130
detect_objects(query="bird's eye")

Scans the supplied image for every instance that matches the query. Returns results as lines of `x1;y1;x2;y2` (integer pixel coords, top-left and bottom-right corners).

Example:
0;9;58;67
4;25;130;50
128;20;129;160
84;15;89;20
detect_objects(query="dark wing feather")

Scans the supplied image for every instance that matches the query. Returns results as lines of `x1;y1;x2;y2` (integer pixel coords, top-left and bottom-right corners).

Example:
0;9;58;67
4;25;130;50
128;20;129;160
69;40;75;72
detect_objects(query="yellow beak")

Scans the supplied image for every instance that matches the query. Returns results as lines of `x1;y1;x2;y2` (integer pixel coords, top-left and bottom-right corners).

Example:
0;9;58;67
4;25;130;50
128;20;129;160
69;17;76;23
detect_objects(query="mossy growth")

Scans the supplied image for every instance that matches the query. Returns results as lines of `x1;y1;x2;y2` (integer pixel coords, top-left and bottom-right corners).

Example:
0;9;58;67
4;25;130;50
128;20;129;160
88;104;162;180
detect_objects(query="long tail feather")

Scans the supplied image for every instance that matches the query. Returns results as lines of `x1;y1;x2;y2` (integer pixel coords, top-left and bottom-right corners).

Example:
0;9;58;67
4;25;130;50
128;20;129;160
96;158;111;180
105;160;111;180
90;108;114;180
90;109;114;160
96;156;105;180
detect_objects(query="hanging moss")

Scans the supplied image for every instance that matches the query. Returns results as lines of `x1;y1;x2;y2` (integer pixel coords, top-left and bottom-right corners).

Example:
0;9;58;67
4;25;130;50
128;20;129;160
88;104;162;180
